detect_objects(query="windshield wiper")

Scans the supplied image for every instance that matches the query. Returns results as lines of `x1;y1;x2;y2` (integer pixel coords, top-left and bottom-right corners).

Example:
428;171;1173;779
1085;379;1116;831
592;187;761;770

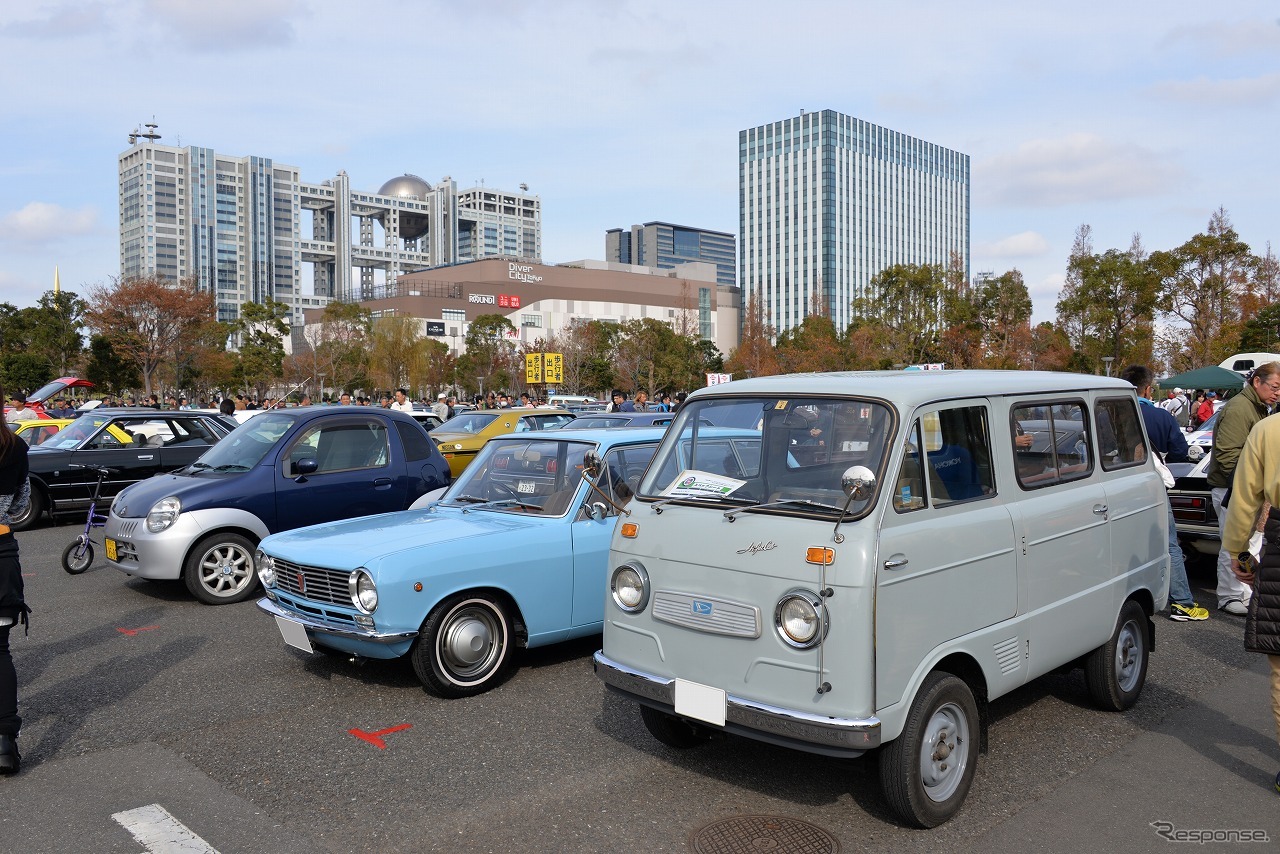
186;461;212;471
455;496;541;513
212;463;251;472
651;493;725;515
724;497;845;521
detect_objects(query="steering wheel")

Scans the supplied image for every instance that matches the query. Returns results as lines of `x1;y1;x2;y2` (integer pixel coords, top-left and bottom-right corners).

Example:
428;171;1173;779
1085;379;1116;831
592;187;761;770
486;480;518;501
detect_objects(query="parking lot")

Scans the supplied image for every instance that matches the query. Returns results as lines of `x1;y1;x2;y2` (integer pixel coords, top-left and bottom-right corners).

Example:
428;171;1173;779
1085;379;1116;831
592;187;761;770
3;524;1279;853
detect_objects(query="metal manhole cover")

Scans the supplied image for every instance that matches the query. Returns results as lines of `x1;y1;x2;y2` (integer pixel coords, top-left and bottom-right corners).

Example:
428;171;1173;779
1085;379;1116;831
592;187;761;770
690;815;840;853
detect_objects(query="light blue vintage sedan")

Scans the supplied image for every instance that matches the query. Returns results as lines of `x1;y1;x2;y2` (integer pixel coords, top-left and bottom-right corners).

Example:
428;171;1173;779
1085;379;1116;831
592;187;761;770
255;427;667;697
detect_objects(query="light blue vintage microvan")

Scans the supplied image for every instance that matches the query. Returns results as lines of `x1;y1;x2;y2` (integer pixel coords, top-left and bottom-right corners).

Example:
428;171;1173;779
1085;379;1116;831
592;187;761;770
594;370;1169;827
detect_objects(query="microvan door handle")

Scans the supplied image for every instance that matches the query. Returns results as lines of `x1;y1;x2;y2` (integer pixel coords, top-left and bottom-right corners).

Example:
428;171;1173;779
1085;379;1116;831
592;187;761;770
884;555;909;569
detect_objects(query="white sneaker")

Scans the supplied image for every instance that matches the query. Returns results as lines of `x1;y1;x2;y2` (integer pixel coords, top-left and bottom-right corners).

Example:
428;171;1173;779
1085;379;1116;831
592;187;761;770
1219;599;1248;616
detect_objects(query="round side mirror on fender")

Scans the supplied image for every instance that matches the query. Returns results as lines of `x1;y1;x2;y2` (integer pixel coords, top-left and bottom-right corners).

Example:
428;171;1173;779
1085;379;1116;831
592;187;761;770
842;465;876;501
583;450;602;478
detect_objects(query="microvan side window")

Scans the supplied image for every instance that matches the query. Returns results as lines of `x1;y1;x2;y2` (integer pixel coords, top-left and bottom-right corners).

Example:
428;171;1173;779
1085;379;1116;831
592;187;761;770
1096;397;1147;470
923;405;995;505
1012;400;1093;489
638;397;894;518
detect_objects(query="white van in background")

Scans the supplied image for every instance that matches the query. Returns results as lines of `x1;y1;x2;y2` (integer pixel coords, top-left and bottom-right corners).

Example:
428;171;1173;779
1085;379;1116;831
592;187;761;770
1218;352;1280;375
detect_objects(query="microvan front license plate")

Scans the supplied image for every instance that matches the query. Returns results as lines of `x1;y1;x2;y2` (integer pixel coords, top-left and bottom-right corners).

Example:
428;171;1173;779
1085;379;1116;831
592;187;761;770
674;678;726;726
275;616;314;653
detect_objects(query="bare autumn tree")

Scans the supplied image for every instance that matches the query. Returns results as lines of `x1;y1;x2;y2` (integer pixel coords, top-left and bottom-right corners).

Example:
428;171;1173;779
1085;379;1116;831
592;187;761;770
84;275;215;396
725;290;780;379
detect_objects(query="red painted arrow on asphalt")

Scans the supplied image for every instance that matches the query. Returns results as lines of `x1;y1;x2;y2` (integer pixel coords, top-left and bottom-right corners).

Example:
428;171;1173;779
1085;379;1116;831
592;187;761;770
117;625;160;636
348;723;412;749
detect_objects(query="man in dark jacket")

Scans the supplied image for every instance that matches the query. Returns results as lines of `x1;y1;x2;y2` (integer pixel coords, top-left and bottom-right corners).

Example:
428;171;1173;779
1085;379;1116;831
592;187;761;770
1222;407;1280;794
1209;364;1280;613
1122;365;1207;621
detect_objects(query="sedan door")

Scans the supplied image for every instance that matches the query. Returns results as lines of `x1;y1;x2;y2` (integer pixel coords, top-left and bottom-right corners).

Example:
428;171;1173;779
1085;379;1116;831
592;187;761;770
58;416;173;507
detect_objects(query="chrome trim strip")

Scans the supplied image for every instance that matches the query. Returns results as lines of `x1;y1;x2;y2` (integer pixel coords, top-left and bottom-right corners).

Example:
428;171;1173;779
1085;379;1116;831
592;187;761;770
593;651;880;751
256;597;417;644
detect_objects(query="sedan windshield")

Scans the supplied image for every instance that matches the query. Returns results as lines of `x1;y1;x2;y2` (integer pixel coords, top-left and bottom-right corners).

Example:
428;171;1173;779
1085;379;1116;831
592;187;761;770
639;397;895;519
437;412;499;434
445;439;590;515
190;413;295;472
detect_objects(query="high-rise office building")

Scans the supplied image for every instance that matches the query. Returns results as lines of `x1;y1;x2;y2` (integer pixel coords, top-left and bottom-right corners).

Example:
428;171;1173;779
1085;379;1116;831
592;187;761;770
118;127;541;325
605;221;736;287
739;109;970;335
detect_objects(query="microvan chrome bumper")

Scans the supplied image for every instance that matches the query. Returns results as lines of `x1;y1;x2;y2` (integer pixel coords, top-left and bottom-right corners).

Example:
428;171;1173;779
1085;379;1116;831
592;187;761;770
593;650;880;756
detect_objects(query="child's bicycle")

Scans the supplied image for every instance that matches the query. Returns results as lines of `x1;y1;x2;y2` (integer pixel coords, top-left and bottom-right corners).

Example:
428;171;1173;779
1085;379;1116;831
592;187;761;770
61;464;116;575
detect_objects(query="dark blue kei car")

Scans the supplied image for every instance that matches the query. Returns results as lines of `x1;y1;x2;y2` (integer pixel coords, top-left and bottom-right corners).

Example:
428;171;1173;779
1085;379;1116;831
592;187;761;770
102;406;451;605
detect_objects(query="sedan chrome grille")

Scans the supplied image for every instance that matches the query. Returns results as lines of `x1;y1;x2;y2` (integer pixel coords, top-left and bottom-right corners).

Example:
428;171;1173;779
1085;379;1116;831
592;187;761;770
272;558;350;607
652;590;761;638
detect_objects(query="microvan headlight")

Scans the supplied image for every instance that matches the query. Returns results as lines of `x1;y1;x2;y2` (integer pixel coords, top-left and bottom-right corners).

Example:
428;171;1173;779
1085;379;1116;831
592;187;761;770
610;562;650;613
775;589;827;648
255;550;277;588
146;496;182;533
350;568;378;613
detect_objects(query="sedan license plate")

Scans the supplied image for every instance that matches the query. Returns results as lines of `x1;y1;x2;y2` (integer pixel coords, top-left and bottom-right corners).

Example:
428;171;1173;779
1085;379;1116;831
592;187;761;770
105;538;117;561
674;678;726;726
517;480;536;494
274;616;314;653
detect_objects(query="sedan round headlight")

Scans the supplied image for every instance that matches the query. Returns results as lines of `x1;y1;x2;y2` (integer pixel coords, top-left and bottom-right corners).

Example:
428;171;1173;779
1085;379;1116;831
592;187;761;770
146;496;182;533
775;590;827;648
1187;444;1205;461
610;562;650;612
349;568;378;613
255;550;277;588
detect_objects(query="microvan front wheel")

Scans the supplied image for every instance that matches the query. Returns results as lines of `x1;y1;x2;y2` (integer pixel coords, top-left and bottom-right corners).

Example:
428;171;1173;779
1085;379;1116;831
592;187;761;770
879;671;979;828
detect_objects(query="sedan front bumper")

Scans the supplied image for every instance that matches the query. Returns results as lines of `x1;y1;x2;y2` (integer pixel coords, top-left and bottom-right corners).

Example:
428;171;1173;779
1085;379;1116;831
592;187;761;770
593;650;880;757
257;596;418;645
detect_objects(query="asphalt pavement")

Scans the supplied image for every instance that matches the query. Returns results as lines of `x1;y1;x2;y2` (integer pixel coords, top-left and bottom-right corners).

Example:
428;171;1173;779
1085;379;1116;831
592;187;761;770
1;523;1277;853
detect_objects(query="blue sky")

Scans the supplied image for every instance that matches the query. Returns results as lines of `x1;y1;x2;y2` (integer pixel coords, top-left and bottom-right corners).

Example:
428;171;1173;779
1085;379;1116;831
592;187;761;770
1;0;1277;327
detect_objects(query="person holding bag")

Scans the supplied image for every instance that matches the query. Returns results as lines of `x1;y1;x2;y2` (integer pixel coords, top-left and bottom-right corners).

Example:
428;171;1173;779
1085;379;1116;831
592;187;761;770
0;385;32;775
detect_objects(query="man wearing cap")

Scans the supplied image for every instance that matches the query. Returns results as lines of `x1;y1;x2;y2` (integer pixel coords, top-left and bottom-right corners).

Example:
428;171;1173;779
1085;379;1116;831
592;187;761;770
6;397;36;422
432;394;449;421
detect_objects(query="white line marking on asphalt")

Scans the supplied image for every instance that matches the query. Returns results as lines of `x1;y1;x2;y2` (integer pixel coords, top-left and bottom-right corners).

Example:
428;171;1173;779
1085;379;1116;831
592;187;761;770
111;803;220;853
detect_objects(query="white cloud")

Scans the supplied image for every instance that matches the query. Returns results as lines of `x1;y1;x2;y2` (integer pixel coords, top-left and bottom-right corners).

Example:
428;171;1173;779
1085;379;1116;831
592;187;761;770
1161;18;1280;57
1148;72;1280;106
0;202;97;243
1;3;109;39
978;231;1050;258
976;133;1183;208
143;0;307;51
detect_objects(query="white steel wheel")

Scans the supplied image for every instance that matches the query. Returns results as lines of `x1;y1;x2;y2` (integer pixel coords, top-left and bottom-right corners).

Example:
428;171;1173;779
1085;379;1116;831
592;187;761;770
183;533;259;605
879;671;980;828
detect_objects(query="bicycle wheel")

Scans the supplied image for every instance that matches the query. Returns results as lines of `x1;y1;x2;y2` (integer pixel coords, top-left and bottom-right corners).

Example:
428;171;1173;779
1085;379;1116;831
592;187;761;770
62;538;94;574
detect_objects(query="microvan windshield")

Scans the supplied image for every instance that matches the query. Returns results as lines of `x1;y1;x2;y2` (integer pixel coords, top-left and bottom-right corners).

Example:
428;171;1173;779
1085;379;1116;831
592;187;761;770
639;397;895;517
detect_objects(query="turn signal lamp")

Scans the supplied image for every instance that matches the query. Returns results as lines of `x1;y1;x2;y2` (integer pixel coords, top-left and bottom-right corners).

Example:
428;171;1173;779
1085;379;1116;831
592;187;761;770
620;522;639;538
806;547;835;565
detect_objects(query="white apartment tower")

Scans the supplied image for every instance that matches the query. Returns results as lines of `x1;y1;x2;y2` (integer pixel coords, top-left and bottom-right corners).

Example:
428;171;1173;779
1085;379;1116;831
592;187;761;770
739;109;970;335
118;126;541;325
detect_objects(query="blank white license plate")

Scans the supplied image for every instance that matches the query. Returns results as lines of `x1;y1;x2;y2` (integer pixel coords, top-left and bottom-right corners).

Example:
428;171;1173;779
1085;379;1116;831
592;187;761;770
275;616;313;653
674;678;726;726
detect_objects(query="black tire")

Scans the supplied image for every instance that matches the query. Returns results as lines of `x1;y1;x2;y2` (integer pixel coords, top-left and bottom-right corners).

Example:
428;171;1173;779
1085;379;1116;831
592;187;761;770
61;538;93;574
879;672;980;828
9;485;45;532
1085;599;1149;711
639;704;711;750
182;533;259;605
411;594;514;698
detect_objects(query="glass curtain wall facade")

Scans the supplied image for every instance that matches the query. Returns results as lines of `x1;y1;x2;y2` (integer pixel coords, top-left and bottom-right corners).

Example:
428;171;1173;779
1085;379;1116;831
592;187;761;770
739;110;970;335
606;221;737;287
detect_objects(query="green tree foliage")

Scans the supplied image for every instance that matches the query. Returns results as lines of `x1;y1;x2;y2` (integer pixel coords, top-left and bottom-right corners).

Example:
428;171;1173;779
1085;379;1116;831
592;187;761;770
304;301;372;395
84;333;141;393
1151;208;1258;368
31;290;86;376
232;299;291;398
1238;302;1280;353
1057;235;1159;370
458;313;517;395
851;263;947;366
368;315;432;394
